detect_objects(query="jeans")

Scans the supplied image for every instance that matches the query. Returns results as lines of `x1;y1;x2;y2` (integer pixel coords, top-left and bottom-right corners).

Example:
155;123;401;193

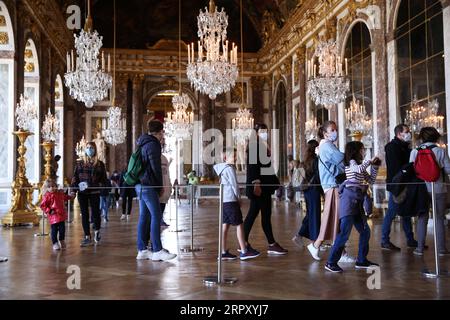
122;194;133;215
298;186;321;241
100;196;110;219
51;221;65;244
244;195;275;244
160;203;166;223
381;193;415;244
327;214;371;265
136;185;162;252
417;192;447;252
146;203;168;247
78;193;101;236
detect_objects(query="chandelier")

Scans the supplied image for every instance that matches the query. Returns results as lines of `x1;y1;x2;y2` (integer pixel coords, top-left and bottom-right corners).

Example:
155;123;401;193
405;97;445;135
345;97;372;137
16;94;37;131
75;135;87;159
165;93;194;139
187;0;239;100
41;109;60;142
307;39;350;109
305;116;319;141
64;0;112;108
103;106;126;146
232;105;254;144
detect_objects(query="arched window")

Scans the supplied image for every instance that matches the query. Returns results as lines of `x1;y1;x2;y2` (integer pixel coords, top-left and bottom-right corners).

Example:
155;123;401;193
24;39;40;184
396;0;445;135
0;1;15;210
344;22;373;151
55;75;64;186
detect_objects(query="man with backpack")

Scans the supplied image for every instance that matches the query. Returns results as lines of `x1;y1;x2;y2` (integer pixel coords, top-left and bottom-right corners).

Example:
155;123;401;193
382;124;418;250
134;120;177;262
409;127;450;257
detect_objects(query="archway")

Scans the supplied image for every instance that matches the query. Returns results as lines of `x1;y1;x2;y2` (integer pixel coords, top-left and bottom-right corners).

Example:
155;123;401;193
0;1;15;210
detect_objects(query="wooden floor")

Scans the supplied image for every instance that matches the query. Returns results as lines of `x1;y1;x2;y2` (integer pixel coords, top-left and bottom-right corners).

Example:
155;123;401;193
0;199;449;300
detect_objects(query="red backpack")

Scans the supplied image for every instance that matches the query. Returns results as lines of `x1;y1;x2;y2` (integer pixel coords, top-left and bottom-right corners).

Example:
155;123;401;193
414;145;440;182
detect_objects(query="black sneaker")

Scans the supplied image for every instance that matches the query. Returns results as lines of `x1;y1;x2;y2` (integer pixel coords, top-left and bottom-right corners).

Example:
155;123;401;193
407;240;418;248
325;263;343;273
80;236;92;247
220;250;237;261
381;242;401;251
355;260;379;269
94;230;101;243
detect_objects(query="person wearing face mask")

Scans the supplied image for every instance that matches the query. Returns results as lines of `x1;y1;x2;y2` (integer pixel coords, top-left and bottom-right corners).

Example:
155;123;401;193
135;120;176;262
307;121;355;263
381;124;418;250
71;141;108;247
244;123;288;256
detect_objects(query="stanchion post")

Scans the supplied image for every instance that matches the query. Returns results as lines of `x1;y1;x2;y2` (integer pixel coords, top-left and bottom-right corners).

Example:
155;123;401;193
170;185;185;233
34;212;49;237
67;199;72;224
181;184;203;252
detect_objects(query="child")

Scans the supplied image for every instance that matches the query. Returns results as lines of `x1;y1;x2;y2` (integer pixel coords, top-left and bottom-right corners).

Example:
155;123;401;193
40;179;75;250
100;176;112;222
213;148;260;260
325;141;381;273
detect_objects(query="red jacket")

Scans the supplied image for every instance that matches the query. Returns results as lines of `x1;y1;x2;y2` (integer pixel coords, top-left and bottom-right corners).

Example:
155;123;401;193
40;191;72;224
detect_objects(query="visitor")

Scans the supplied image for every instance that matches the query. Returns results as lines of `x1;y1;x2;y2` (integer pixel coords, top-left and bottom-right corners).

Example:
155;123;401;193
120;169;136;221
292;140;322;248
71;142;108;247
135;120;176;261
325;141;380;273
160;136;171;227
110;170;121;208
100;175;112;222
214;148;260;261
40;179;74;250
382;124;417;250
244;123;287;255
409;127;450;256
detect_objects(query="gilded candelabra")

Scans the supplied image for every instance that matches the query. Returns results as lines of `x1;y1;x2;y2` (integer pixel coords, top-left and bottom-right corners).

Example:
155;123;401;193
1;130;39;226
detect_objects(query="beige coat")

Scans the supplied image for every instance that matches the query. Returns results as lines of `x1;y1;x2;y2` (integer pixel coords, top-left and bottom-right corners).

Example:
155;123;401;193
159;154;172;203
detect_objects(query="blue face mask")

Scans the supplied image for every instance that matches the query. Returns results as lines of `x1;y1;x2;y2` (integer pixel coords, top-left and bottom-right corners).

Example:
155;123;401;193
85;148;95;158
327;131;338;142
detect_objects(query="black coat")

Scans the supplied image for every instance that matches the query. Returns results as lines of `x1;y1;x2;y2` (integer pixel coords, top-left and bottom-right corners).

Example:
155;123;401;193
245;138;280;199
391;163;430;217
385;137;411;192
119;171;137;198
136;133;163;192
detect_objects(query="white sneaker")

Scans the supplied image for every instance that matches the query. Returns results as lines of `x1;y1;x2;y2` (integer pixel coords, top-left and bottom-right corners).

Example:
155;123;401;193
291;235;304;248
339;253;356;263
120;214;126;220
307;243;320;261
152;249;177;261
136;250;152;260
52;243;61;250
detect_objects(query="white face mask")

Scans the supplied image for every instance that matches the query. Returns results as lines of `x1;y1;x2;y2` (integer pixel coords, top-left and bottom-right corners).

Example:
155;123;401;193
259;132;268;141
401;132;412;142
327;131;338;142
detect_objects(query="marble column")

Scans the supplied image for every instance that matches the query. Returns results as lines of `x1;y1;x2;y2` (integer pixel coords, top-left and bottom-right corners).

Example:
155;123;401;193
114;74;130;172
443;2;450;151
283;63;294;157
297;47;307;161
251;76;266;124
131;74;144;153
199;94;213;178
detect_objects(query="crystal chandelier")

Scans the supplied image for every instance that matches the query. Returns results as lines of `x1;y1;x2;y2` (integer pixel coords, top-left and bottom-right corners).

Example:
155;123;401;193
405;97;445;134
15;94;38;131
307;39;350;109
345;97;372;136
187;0;239;100
64;0;112;108
232;105;254;144
103;106;126;146
75;135;87;159
165;93;194;139
305;116;319;141
41;109;60;142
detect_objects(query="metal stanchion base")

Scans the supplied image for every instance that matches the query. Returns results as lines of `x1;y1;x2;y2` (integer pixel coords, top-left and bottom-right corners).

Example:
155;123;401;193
0;257;8;262
421;269;449;278
34;233;49;237
203;276;238;286
180;247;204;253
169;228;187;233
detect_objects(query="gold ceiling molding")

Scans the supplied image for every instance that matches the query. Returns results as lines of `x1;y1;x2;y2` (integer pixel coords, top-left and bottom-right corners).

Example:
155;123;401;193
24;49;33;58
0;31;8;44
338;0;371;31
0;15;6;26
24;62;35;73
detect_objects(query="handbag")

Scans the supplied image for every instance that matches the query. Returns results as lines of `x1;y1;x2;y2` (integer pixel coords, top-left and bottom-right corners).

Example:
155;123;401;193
318;156;346;185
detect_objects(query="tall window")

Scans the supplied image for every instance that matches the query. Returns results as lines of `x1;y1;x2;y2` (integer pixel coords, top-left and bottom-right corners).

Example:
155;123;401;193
0;1;15;210
24;39;40;183
55;75;64;186
396;0;445;131
344;22;373;146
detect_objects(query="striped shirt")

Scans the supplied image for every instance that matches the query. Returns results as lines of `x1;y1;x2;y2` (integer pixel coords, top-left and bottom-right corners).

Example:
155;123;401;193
345;159;378;187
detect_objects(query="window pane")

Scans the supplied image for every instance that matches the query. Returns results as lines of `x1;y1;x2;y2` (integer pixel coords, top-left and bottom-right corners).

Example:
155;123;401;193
397;1;409;28
409;0;425;20
427;54;445;95
426;0;442;17
409;23;427;63
0;64;9;179
409;12;425;29
396;34;410;72
411;61;428;99
363;57;372;89
398;69;411;107
427;14;444;56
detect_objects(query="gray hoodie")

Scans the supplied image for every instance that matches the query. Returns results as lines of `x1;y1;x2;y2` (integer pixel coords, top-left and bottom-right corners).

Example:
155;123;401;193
213;163;240;203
